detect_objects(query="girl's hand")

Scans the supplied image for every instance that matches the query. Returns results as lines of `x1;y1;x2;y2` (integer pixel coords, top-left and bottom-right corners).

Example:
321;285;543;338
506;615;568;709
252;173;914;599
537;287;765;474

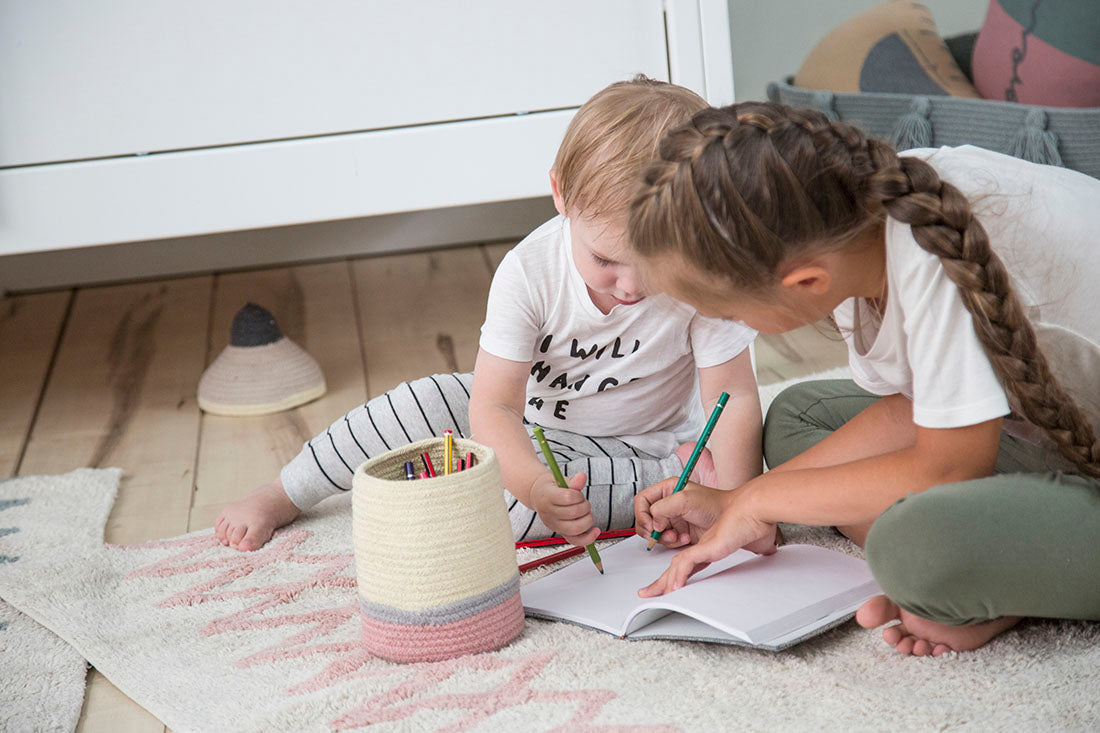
633;477;729;548
531;471;599;547
638;491;776;598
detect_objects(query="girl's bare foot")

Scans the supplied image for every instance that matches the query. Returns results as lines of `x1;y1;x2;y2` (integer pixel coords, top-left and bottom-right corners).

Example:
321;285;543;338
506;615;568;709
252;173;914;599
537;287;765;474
856;595;1020;656
214;480;301;551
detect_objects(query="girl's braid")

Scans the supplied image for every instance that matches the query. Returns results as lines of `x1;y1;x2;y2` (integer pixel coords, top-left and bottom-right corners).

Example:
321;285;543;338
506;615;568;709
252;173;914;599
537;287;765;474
826;124;1100;477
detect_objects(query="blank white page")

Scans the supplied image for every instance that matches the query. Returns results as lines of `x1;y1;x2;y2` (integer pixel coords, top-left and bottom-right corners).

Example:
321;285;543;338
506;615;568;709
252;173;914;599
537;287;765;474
520;536;759;634
522;536;878;645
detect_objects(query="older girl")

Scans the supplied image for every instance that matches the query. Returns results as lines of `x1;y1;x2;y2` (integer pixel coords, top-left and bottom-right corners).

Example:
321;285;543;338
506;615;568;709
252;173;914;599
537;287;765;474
629;101;1100;656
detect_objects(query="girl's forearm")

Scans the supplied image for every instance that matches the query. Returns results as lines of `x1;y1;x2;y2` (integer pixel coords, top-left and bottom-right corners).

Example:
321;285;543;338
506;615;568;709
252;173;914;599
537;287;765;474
741;442;992;528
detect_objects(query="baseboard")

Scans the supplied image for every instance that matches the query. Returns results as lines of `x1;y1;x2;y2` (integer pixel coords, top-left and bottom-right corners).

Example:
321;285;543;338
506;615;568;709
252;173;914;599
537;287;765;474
0;196;556;294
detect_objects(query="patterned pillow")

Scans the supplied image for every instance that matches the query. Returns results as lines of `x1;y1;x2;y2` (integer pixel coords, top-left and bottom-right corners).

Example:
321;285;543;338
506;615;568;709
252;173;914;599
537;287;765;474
793;0;980;97
972;0;1100;107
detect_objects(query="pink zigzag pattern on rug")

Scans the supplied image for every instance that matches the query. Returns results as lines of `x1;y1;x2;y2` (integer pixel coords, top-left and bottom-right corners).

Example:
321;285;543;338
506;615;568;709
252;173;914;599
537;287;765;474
322;650;678;733
115;530;679;732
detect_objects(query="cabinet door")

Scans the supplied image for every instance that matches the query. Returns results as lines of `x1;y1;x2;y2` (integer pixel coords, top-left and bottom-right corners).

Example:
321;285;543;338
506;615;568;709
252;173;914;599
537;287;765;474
0;0;667;167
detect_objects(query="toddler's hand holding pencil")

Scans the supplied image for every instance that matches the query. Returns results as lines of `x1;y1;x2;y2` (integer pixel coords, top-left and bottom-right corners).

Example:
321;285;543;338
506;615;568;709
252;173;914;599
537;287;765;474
530;471;600;547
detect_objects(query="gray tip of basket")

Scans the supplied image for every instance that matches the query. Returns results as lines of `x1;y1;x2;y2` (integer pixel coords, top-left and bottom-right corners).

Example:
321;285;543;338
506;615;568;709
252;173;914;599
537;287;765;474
230;303;283;347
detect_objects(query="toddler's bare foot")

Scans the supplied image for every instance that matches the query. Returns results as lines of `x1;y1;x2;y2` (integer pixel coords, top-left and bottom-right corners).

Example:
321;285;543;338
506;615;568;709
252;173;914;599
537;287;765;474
214;479;301;551
856;595;1020;656
674;442;717;487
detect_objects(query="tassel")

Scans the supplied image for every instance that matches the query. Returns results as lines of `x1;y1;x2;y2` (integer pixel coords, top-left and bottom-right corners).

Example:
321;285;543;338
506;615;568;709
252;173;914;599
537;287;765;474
891;97;933;150
1008;109;1064;167
810;90;839;121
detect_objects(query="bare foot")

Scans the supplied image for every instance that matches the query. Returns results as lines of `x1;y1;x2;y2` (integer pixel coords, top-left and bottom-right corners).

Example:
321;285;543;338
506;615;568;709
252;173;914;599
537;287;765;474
214;479;301;551
856;595;1020;656
675;442;717;487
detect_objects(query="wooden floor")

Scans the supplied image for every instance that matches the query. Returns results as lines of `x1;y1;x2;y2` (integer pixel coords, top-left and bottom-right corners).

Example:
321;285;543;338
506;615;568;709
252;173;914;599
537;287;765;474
0;241;847;731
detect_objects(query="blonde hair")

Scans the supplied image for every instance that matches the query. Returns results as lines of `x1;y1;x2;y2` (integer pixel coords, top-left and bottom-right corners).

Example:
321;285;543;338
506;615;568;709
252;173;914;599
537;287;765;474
630;101;1100;478
553;75;706;221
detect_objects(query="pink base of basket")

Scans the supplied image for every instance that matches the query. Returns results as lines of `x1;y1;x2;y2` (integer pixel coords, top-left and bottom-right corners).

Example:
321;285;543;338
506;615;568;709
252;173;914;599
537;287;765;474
361;592;525;663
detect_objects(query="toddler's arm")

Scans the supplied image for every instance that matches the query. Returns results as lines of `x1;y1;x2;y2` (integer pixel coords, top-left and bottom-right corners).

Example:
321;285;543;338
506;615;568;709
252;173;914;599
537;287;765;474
698;348;762;491
469;348;599;546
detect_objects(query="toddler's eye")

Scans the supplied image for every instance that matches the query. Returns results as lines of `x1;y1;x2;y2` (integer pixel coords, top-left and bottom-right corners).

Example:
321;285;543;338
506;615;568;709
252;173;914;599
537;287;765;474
593;255;613;267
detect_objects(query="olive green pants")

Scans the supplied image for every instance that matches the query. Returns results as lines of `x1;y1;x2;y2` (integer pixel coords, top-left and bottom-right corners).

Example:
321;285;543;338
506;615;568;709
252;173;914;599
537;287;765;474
763;379;1100;625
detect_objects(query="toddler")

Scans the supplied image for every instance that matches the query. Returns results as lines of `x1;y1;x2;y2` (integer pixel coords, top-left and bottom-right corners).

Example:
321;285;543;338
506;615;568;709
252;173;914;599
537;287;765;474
216;77;766;551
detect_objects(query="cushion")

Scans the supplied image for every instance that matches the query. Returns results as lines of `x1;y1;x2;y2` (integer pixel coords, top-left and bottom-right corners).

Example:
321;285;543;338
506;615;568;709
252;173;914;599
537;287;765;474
971;0;1100;107
793;0;980;97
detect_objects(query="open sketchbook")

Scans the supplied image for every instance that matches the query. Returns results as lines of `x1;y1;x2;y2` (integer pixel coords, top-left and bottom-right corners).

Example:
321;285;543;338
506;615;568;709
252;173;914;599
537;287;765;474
521;535;880;651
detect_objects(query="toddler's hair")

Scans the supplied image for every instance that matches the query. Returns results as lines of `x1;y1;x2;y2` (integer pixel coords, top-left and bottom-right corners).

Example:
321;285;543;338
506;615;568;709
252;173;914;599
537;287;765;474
553;75;706;221
629;101;1100;478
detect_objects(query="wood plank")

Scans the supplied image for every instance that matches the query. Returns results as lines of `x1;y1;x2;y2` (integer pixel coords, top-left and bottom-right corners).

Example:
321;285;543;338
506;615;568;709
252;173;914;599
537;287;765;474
77;669;164;733
0;289;70;478
755;322;848;385
189;261;366;527
354;246;493;397
18;276;211;544
15;277;211;733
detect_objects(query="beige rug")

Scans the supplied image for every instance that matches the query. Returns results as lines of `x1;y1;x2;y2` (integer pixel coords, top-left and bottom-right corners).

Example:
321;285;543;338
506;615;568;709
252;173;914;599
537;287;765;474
0;467;119;733
0;374;1097;731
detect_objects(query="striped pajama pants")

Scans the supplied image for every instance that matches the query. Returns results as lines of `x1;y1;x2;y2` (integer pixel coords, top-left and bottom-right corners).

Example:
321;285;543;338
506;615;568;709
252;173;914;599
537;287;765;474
279;373;684;541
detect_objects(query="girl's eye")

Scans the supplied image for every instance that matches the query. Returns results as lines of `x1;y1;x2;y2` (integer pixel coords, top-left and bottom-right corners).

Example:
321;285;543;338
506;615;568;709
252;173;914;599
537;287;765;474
593;255;613;267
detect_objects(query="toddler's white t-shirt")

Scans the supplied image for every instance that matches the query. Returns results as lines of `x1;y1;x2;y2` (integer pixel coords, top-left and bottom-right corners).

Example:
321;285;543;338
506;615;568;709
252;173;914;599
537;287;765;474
480;215;756;457
834;145;1100;449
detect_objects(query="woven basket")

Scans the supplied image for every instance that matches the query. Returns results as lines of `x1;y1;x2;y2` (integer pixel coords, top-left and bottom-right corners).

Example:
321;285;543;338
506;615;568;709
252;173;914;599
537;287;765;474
767;78;1100;179
352;437;524;662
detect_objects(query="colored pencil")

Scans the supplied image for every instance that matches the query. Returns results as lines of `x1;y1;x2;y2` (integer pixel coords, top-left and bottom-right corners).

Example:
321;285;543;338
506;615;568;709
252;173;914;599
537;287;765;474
418;471;430;479
443;429;454;475
532;426;603;574
647;392;730;550
404;461;416;481
422;451;436;477
466;451;476;469
518;544;586;573
515;528;636;549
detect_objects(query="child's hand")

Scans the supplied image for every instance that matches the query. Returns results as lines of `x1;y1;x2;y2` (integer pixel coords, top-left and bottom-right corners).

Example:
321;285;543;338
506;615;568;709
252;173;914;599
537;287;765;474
633;477;728;548
530;471;600;547
637;492;776;598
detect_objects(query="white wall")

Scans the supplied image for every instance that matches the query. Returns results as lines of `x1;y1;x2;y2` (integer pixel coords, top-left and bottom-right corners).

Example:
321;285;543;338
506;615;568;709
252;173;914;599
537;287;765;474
728;0;989;102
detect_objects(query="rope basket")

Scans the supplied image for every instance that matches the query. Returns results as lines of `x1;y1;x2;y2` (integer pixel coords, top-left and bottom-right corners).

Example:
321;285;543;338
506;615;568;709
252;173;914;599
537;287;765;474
767;78;1100;179
352;437;524;662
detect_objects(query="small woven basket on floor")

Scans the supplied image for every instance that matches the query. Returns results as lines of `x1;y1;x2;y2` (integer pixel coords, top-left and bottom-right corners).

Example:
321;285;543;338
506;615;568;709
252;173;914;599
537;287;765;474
352;437;524;663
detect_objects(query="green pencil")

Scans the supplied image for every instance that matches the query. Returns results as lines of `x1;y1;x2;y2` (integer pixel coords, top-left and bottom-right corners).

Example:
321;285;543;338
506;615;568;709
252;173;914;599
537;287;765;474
532;426;604;574
647;391;730;550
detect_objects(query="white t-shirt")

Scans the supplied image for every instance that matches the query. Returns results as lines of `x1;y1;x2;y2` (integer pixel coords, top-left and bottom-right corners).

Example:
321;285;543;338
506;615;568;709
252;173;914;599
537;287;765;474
834;145;1100;452
480;215;756;457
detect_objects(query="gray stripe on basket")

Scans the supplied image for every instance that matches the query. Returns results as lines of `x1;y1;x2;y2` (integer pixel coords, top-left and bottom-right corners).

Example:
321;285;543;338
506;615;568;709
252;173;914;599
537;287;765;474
358;573;520;626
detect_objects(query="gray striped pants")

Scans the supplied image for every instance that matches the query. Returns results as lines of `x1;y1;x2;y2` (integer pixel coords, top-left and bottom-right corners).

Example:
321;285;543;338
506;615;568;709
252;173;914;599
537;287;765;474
280;373;683;541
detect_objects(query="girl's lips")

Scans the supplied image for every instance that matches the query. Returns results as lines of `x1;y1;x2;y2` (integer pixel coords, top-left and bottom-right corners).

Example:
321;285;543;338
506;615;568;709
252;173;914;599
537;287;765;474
613;296;644;306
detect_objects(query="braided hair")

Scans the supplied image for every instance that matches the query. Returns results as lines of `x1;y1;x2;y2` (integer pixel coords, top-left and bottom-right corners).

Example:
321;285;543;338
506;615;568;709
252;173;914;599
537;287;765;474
629;101;1100;478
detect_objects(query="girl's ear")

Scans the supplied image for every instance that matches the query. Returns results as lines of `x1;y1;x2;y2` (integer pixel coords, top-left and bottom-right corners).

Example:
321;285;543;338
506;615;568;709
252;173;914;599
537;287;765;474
779;264;833;297
549;170;567;217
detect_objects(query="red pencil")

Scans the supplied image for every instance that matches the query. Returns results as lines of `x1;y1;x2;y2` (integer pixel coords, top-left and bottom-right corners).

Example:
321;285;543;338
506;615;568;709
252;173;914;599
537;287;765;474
518;544;587;573
421;451;436;477
517;530;638;572
514;528;636;549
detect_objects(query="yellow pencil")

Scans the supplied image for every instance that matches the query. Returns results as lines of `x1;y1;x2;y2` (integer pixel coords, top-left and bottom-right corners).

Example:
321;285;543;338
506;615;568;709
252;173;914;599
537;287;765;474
443;429;454;475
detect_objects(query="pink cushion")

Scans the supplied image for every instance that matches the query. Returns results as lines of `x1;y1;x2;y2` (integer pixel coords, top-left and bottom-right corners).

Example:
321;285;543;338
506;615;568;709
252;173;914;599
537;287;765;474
972;0;1100;107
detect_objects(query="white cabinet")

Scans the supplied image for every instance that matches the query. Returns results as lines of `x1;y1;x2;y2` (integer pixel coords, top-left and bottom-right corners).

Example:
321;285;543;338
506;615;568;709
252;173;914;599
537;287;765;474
0;1;733;257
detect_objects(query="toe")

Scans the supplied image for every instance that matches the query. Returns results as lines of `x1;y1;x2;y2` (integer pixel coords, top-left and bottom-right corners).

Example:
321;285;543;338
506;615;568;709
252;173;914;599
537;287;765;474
932;644;952;657
227;524;247;548
896;635;916;655
856;595;900;628
883;624;904;645
912;639;933;656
